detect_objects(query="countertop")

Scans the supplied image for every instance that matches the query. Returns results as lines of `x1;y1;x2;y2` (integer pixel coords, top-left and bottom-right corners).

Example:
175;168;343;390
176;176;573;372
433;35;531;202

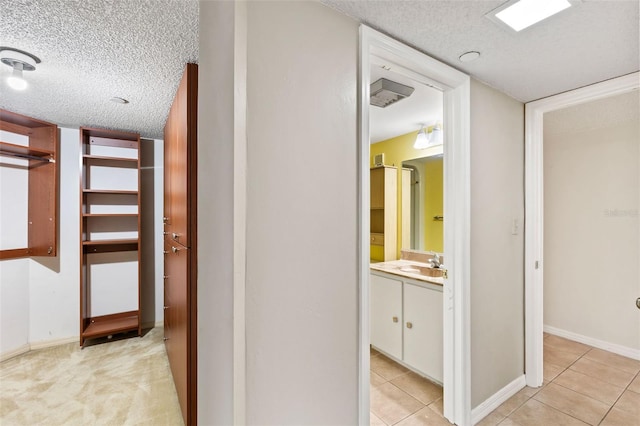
370;259;444;286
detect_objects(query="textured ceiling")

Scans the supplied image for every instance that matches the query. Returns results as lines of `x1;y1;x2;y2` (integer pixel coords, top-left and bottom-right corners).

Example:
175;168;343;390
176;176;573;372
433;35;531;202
0;0;198;139
322;0;639;103
0;1;637;140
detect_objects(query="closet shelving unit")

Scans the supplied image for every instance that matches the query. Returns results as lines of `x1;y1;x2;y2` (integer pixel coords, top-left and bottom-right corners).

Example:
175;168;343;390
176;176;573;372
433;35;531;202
79;127;141;346
0;109;58;260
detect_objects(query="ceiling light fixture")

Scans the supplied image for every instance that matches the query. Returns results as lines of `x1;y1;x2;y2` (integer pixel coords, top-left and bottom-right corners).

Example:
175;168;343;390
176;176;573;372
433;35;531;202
488;0;572;32
414;125;430;150
0;47;40;91
459;51;481;63
414;123;444;150
110;97;129;104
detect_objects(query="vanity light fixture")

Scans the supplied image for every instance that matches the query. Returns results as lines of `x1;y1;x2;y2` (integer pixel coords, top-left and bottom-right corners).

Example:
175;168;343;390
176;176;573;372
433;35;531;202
414;125;430;150
414;123;444;150
488;0;572;32
0;47;40;91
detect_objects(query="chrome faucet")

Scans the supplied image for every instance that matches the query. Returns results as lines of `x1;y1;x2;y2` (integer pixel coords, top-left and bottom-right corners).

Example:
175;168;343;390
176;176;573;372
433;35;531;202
429;253;441;269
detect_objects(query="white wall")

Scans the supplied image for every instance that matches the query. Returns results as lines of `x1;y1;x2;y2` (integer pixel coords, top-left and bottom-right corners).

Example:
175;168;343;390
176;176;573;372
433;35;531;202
199;1;359;423
198;1;239;424
470;79;525;407
245;2;359;423
0;130;30;356
141;138;165;327
1;127;164;357
544;91;640;351
28;127;80;345
0;259;30;357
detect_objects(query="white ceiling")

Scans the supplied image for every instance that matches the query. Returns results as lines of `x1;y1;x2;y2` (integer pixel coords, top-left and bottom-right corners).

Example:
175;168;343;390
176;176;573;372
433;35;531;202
369;62;443;143
323;0;639;103
0;1;637;140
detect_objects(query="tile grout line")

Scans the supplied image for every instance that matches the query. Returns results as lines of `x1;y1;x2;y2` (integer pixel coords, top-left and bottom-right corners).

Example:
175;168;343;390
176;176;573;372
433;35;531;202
506;346;588;425
596;368;640;425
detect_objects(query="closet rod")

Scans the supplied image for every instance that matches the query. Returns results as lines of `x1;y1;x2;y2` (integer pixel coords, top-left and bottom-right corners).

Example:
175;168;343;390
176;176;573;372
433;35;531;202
0;151;53;163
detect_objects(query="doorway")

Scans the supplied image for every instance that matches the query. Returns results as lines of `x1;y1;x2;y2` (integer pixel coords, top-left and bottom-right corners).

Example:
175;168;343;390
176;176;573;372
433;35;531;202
524;72;640;387
358;26;471;425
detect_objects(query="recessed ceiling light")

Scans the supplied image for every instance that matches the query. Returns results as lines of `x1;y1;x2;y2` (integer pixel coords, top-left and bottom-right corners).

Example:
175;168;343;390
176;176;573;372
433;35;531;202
110;97;129;104
459;51;481;63
488;0;572;32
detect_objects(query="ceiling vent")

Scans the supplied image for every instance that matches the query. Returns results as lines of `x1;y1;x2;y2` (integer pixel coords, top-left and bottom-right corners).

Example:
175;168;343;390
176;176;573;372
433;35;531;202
370;78;415;108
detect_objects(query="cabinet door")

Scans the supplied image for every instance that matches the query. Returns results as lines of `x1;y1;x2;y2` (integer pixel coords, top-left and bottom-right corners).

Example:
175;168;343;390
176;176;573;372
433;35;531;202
164;238;189;421
403;283;443;382
370;274;403;359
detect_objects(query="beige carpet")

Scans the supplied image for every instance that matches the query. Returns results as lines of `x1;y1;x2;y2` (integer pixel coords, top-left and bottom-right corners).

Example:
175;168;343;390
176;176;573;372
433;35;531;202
0;328;183;426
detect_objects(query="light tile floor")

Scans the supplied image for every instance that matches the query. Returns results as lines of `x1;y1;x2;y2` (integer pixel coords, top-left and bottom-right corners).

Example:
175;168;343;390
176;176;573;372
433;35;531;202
370;347;448;425
371;334;640;426
480;333;640;426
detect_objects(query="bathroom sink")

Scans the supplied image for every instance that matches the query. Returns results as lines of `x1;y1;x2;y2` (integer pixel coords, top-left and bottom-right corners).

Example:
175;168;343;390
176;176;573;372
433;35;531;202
396;264;444;278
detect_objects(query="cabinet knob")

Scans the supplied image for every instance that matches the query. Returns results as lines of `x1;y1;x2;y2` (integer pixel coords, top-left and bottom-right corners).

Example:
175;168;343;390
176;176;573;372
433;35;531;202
392;316;398;323
171;246;179;253
406;322;413;329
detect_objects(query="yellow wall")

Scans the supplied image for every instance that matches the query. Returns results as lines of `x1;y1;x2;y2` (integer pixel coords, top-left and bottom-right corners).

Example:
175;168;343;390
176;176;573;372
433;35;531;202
423;158;443;252
370;130;443;259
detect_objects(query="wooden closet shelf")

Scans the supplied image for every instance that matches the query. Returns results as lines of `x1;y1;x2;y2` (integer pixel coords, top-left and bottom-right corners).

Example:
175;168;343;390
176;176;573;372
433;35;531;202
82;313;139;338
1;141;54;162
82;189;138;195
82;239;138;254
82;239;139;246
83;154;138;163
82;213;138;217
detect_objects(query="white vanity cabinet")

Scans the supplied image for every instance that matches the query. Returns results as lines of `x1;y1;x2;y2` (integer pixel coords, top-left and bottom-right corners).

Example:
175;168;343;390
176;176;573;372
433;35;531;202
370;271;443;383
403;282;443;382
370;274;403;359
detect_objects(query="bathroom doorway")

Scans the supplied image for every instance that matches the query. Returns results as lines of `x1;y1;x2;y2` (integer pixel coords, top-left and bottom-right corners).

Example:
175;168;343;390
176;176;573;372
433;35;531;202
358;26;472;425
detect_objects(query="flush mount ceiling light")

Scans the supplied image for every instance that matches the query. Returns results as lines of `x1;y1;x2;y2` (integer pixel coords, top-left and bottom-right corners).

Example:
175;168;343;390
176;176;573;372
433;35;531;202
459;51;481;63
487;0;572;32
0;47;41;91
110;97;129;104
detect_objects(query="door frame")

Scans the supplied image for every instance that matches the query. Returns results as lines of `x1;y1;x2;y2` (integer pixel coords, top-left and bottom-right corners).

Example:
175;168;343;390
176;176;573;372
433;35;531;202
358;26;471;426
524;72;639;387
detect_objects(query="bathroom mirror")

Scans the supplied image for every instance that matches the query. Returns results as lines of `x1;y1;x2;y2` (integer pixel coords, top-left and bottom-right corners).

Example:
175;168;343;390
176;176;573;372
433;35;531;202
402;154;443;253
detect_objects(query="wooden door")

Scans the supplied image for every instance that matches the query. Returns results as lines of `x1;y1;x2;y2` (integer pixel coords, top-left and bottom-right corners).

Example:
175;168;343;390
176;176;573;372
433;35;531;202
163;63;198;425
164;238;189;419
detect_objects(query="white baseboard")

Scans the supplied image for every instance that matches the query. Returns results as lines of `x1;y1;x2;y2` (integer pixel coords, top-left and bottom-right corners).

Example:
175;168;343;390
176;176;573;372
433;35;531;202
1;323;166;363
1;343;30;363
471;375;526;425
29;336;79;351
544;325;640;361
